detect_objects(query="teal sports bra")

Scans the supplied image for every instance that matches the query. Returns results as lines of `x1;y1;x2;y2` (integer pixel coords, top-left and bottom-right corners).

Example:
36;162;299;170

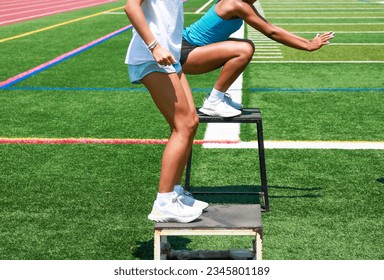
183;1;243;46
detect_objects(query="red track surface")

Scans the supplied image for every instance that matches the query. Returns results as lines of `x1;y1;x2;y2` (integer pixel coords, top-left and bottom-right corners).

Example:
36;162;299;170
0;0;116;26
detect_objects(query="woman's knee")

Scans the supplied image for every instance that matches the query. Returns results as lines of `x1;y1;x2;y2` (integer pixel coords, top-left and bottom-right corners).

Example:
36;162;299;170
174;112;199;137
239;39;255;61
192;113;199;133
186;113;199;136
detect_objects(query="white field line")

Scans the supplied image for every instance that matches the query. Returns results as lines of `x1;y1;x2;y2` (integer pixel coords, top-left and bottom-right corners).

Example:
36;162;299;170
196;0;214;14
203;141;384;150
253;44;282;47
253;56;284;58
255;1;265;17
248;21;283;58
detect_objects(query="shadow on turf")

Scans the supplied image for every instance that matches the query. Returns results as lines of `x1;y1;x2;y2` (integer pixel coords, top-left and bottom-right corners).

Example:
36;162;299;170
267;185;322;199
187;184;321;204
133;237;194;260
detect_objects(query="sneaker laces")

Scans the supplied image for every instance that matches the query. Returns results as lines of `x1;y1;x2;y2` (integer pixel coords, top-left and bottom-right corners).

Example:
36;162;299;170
171;192;186;207
182;189;193;197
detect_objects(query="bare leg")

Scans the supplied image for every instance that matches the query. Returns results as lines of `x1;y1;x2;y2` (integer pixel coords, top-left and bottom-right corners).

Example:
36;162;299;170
182;39;254;92
173;72;197;186
142;71;198;193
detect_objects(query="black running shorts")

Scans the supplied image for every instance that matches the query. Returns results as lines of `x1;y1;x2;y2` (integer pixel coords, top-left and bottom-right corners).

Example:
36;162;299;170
180;38;198;65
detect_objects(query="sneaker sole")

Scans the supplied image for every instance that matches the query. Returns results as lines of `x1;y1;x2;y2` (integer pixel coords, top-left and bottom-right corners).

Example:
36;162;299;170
199;107;241;118
148;211;202;223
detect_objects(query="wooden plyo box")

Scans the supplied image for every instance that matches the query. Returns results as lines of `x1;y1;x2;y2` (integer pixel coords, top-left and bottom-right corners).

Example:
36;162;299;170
153;204;263;260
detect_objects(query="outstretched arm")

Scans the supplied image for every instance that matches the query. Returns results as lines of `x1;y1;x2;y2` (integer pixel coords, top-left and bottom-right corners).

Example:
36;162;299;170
124;0;176;65
230;0;334;51
260;23;334;52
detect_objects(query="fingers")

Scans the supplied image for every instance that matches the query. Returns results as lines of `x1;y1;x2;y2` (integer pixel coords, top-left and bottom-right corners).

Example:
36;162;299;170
153;48;176;66
155;52;176;66
313;31;334;45
151;44;175;65
320;31;335;44
159;55;176;66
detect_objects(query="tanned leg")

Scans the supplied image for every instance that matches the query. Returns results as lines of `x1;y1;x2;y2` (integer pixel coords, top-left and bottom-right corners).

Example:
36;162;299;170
182;39;255;92
142;71;198;193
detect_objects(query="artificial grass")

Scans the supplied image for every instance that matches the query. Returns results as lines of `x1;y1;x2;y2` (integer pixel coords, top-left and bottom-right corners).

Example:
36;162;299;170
1;145;383;259
1;0;383;261
241;89;384;141
2;87;382;142
0;144;160;259
244;63;383;89
0;89;206;140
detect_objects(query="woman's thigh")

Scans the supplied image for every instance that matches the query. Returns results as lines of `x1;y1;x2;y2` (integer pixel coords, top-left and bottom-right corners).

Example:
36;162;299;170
182;39;254;74
142;71;196;129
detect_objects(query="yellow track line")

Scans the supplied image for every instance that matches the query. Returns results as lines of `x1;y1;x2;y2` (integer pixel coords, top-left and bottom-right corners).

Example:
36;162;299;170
0;6;124;44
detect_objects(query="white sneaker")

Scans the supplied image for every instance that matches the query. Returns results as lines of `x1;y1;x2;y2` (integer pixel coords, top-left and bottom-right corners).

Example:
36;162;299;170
224;93;243;110
174;187;209;210
199;98;241;117
148;193;202;223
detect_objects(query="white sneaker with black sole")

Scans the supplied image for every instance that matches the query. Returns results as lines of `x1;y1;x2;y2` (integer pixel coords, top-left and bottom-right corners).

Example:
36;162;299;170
199;98;241;118
148;192;202;223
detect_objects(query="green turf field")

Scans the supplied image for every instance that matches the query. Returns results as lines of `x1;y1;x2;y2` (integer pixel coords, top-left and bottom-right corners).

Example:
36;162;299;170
1;0;383;260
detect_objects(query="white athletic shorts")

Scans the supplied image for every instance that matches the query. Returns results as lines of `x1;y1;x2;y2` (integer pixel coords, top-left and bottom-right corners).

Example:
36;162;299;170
128;61;182;84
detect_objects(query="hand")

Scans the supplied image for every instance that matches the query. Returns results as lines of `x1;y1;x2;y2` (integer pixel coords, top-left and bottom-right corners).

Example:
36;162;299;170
151;44;176;66
309;31;335;51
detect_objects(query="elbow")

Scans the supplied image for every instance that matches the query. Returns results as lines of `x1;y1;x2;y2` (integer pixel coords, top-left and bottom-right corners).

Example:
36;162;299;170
124;4;130;15
124;2;133;18
263;25;279;39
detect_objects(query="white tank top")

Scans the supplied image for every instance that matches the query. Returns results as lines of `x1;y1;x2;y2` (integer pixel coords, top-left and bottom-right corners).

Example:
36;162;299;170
125;0;184;65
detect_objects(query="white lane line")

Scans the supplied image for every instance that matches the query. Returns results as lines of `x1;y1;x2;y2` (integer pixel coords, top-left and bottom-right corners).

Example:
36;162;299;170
204;141;384;150
196;0;214;14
